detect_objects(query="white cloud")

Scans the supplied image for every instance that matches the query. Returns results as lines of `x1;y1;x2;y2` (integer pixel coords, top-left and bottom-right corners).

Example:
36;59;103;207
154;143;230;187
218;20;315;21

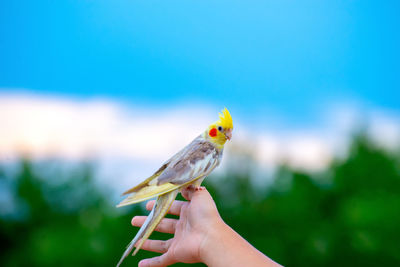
1;92;399;191
369;111;400;150
0;93;216;191
0;93;213;161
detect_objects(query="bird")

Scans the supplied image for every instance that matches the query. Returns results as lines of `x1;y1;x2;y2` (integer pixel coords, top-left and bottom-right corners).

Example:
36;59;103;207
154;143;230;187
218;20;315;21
116;108;233;267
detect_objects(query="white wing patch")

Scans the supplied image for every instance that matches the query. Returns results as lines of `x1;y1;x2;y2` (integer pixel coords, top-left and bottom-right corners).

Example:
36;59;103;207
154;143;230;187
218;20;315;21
174;151;218;184
156;136;221;185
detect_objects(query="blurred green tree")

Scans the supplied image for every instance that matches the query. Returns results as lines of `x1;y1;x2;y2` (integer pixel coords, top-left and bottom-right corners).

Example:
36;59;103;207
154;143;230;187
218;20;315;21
0;134;399;266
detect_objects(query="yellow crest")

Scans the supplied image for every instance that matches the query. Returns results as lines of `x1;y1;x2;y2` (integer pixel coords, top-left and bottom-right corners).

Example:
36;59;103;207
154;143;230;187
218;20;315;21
217;108;233;129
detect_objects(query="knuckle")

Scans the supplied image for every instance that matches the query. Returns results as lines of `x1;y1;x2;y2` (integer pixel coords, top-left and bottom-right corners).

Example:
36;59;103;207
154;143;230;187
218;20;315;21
162;241;168;252
158;221;166;231
170;220;177;231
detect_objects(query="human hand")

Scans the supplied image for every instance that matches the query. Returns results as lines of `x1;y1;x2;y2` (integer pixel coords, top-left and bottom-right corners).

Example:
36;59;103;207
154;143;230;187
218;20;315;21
131;187;225;267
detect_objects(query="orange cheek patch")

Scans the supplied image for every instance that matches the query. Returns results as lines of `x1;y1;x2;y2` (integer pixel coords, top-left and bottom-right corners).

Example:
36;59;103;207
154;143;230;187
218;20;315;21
209;128;217;137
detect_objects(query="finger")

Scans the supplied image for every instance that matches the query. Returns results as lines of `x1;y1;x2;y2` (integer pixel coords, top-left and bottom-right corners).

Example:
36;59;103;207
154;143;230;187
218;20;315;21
187;186;211;202
145;200;156;210
139;253;175;267
146;200;186;216
191;187;212;201
132;217;178;234
136;239;171;254
181;186;196;201
181;186;192;201
181;188;191;201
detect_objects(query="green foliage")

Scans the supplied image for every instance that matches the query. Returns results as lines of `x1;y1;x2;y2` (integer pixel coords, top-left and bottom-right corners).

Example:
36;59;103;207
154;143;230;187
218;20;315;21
1;135;399;266
0;160;163;267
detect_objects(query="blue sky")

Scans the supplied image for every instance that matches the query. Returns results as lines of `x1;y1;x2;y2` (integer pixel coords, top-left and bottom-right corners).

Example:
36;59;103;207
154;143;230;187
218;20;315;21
1;0;399;128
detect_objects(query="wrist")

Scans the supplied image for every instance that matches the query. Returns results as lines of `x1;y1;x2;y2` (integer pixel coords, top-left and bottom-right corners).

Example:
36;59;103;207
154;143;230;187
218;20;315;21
199;218;230;265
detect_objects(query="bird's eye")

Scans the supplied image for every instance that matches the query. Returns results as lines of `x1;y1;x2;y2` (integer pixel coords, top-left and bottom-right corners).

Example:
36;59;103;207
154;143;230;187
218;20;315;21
218;126;223;132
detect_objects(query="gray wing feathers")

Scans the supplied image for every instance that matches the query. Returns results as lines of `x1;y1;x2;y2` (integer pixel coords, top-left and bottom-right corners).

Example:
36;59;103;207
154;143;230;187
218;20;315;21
157;136;221;185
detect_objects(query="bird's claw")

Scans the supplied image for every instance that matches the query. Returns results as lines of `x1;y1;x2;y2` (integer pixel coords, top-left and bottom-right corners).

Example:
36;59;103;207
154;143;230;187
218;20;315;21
195;186;206;191
186;185;206;191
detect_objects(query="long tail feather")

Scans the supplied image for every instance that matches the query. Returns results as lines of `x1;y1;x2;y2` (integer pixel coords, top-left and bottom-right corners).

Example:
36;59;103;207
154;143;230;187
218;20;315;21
117;175;205;208
122;163;169;196
116;183;178;207
116;190;178;267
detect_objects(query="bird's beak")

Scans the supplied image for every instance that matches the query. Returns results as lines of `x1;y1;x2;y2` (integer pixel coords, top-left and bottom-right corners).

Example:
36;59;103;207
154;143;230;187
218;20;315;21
225;129;232;140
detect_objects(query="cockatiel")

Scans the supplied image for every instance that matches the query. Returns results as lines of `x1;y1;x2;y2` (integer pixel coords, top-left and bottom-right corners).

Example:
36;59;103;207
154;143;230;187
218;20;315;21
116;108;233;267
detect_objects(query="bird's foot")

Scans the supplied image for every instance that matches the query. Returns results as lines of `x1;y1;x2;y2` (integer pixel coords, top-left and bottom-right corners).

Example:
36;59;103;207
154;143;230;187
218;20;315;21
182;185;206;200
186;185;206;191
195;186;206;191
